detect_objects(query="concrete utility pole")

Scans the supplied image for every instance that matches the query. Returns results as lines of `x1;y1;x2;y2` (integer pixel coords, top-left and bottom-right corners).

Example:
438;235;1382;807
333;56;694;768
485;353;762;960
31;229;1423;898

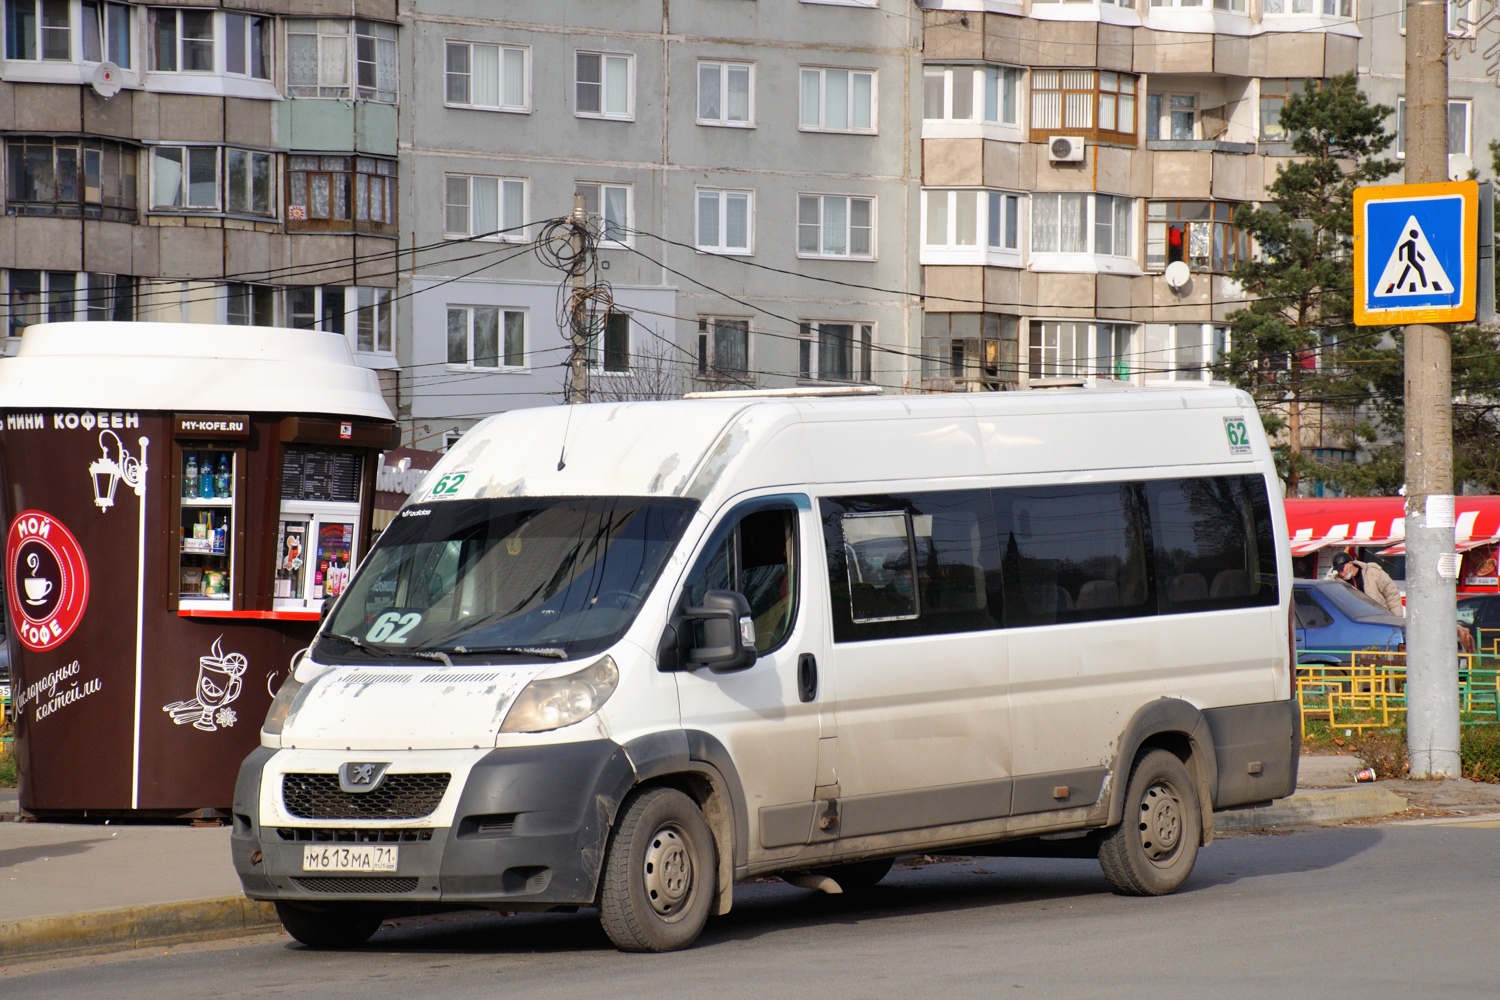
1403;0;1459;777
567;193;590;405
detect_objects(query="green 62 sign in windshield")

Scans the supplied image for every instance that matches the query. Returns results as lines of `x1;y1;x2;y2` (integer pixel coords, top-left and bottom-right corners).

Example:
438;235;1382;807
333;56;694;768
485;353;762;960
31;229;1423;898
428;472;467;498
1223;417;1252;456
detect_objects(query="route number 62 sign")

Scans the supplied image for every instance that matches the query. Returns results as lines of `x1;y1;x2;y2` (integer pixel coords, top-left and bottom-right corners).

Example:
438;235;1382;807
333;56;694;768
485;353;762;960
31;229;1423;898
1223;416;1253;456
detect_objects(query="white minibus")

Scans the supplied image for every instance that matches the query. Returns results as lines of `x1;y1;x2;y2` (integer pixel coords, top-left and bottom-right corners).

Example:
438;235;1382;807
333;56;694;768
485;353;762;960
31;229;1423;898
233;386;1298;951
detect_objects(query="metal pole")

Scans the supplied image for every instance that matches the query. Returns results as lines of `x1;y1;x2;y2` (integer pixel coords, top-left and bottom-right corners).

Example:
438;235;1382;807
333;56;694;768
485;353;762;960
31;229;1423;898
1403;0;1458;777
568;194;590;405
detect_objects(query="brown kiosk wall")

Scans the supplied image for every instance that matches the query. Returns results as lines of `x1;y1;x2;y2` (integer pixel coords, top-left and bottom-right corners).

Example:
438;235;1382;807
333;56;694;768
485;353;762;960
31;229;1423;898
0;323;397;817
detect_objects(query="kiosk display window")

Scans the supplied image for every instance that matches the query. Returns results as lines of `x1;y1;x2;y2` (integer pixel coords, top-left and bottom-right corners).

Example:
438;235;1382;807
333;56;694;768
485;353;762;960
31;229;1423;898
275;447;362;612
178;448;237;606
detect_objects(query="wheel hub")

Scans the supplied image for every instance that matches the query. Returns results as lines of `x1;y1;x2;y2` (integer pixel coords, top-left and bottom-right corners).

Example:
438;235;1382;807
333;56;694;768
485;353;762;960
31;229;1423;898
1138;781;1182;865
643;825;693;917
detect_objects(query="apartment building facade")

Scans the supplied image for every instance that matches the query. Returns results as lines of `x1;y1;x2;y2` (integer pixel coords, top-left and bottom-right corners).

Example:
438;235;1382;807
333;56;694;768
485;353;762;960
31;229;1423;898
0;0;402;403
398;0;923;447
915;0;1381;401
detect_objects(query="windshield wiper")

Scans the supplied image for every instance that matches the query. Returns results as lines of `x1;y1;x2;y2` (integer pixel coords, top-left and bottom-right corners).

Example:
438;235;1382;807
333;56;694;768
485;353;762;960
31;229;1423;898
448;645;569;660
409;650;454;667
319;632;405;658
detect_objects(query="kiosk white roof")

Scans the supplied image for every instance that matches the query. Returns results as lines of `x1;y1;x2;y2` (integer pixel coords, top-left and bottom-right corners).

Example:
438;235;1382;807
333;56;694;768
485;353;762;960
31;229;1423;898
0;322;393;419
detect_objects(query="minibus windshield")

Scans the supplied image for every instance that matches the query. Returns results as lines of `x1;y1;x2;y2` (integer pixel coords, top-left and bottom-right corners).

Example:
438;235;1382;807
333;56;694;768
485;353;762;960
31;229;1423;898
319;496;699;661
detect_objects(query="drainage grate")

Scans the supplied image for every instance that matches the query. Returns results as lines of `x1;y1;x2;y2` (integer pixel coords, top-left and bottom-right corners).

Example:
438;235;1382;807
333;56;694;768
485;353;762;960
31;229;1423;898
293;876;419;894
281;773;450;820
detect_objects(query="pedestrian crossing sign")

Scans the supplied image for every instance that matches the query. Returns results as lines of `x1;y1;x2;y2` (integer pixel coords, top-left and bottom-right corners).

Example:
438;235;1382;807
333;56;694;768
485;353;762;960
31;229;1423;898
1354;180;1478;326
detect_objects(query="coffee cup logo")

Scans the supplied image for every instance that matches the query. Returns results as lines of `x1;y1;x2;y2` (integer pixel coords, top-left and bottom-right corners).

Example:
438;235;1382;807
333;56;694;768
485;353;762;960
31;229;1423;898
6;511;89;651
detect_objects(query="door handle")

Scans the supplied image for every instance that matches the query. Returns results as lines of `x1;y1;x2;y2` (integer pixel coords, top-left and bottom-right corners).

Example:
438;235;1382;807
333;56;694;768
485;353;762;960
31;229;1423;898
798;653;817;703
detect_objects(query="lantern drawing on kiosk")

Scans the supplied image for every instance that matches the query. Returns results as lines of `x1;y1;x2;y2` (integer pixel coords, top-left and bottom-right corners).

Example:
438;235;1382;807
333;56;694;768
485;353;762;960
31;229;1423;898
88;429;148;511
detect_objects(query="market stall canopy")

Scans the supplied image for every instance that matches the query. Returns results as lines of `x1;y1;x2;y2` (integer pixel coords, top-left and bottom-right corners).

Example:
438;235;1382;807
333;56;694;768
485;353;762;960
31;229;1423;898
1285;496;1500;557
0;322;393;420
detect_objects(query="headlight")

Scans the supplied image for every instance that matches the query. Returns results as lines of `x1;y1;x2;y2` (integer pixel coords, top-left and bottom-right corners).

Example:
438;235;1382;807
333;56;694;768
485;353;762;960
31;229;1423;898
261;674;303;737
500;655;618;734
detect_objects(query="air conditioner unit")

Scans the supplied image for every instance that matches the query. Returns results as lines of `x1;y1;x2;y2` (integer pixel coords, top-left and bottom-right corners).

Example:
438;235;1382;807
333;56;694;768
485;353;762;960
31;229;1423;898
1048;136;1085;163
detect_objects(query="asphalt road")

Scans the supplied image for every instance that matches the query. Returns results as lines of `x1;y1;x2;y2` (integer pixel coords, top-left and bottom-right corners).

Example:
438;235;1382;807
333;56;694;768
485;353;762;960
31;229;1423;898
11;819;1500;999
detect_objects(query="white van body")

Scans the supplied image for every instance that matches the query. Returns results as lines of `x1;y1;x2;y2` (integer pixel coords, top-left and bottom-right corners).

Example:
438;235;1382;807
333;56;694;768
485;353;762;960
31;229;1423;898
233;387;1298;951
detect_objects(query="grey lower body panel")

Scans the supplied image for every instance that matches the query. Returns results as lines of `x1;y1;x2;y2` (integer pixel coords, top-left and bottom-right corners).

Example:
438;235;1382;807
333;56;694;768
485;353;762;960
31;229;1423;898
1202;698;1300;809
231;741;635;908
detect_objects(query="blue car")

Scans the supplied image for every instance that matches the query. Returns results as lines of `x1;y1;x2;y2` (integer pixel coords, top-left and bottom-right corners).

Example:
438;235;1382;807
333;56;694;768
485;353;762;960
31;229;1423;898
1293;579;1405;666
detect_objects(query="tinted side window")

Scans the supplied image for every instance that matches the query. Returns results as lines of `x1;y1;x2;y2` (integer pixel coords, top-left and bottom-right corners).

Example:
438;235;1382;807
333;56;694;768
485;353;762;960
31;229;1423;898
994;483;1153;628
1293;589;1334;629
821;491;1001;642
1146;475;1278;614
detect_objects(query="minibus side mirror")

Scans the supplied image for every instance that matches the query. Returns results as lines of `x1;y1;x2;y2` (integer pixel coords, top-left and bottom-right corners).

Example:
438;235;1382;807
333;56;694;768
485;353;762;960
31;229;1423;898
684;590;758;673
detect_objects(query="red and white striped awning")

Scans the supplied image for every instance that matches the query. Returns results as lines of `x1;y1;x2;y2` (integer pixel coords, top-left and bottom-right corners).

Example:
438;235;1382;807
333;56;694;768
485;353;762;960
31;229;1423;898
1285;497;1500;557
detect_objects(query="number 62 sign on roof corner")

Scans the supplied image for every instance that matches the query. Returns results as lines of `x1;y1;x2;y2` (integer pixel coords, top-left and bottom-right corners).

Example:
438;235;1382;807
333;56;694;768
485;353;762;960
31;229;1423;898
1352;180;1479;327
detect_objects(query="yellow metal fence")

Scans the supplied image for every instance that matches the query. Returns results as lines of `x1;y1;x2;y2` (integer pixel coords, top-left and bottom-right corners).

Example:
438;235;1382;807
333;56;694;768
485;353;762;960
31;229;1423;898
1296;642;1500;735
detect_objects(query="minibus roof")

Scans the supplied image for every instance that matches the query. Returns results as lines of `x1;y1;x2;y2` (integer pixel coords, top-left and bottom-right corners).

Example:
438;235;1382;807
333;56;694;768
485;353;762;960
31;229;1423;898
413;385;1259;509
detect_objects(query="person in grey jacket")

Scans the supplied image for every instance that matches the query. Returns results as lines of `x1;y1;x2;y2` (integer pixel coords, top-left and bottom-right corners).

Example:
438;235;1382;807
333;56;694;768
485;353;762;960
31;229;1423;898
1330;552;1404;615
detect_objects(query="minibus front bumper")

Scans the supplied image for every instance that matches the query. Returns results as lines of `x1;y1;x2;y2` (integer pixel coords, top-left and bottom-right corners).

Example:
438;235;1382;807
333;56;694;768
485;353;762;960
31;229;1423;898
231;741;636;908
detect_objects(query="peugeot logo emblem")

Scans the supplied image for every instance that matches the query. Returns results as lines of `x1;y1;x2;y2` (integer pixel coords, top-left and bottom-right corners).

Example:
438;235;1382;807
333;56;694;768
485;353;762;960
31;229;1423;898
338;761;391;793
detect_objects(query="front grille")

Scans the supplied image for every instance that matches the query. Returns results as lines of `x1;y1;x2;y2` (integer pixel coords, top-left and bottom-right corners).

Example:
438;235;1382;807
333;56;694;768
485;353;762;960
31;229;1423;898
294;876;419;894
277;827;436;844
281;773;450;820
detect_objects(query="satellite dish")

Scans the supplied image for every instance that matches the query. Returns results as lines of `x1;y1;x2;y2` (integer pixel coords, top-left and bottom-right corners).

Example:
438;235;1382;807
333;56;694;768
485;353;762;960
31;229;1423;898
91;62;120;98
1448;152;1474;181
1164;260;1192;290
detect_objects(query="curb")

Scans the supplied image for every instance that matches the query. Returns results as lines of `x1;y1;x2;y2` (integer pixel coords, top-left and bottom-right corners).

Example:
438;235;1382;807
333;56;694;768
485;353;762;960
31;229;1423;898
1216;787;1410;833
0;896;282;965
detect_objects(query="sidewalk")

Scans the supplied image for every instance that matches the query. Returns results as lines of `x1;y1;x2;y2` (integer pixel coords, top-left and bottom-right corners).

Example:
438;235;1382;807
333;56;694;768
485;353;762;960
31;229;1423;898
3;754;1500;965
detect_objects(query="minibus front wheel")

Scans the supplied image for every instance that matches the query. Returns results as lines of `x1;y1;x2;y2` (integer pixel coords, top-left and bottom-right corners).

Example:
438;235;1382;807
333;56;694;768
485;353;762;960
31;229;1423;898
598;787;716;952
274;900;385;949
1097;749;1202;896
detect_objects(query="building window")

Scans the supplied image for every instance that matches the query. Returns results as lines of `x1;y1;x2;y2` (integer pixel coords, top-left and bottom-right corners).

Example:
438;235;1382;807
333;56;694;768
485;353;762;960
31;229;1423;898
1258;78;1327;141
1396;97;1471;157
151;145;275;217
354;287;393;354
288;285;346;333
1034;0;1134;6
1146;93;1197;141
1032;193;1133;257
285;19;396;102
222;12;268;79
921;189;1020;262
589;310;631;373
1151;0;1244;9
798;194;874;259
921;312;1017;390
1146;202;1248;272
147;8;267;78
697;317;751;379
287;155;396;234
698;60;753;126
923;64;1022;126
1143;323;1227;382
1264;0;1351;14
83;1;132;65
1448;0;1475;34
575;182;630;244
5;0;70;60
445;41;528;111
1029;70;1137;143
447;305;525;370
799;66;875;132
799;321;873;383
6;269;133;334
1028;320;1136;381
225;283;276;326
696;188;753;254
6;136;138;221
575;50;632;119
444;173;526;240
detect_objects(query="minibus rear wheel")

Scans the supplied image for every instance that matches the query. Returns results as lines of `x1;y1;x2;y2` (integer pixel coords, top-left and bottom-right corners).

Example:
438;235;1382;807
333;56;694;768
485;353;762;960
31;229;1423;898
274;900;385;949
1097;749;1201;896
599;787;716;952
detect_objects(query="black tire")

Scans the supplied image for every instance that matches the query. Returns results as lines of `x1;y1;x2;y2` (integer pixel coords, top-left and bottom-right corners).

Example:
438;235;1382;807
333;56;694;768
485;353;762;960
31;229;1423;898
598;787;716;952
274;900;385;949
1097;749;1201;896
805;857;894;892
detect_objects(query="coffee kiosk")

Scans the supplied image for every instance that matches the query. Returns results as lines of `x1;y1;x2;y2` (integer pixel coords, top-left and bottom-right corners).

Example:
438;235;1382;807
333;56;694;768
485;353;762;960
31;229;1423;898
0;323;399;817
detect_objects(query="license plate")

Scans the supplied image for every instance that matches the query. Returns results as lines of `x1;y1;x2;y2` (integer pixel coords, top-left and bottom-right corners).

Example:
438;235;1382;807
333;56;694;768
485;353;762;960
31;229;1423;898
302;844;398;873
